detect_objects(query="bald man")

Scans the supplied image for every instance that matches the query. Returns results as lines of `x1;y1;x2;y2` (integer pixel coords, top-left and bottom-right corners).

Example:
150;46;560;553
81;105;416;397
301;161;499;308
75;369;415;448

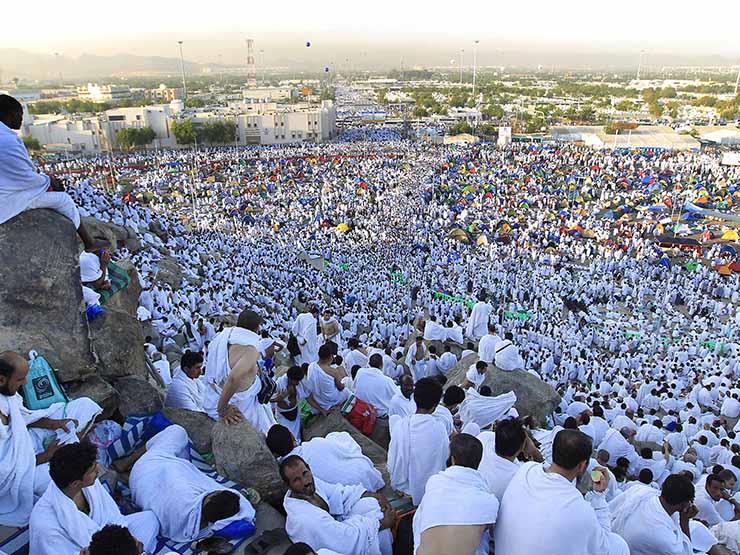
0;351;101;526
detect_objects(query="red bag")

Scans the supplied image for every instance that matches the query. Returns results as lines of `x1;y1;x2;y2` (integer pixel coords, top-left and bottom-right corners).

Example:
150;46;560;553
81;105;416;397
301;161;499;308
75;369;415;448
342;395;377;436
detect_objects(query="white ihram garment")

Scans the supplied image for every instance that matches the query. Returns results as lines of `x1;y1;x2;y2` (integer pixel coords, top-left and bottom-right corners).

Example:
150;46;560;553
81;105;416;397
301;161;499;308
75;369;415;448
130;425;255;542
413;466;499;555
203;327;276;434
388;413;449;505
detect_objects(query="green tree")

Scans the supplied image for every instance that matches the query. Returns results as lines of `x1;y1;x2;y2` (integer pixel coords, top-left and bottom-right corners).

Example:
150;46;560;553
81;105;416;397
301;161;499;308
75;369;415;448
412;106;429;118
186;98;207;108
376;88;388;105
22;135;41;151
578;105;596;122
648;102;664;118
450;121;472;134
476;122;498;136
615;100;637;111
172;119;197;145
116;127;156;149
482;104;504;119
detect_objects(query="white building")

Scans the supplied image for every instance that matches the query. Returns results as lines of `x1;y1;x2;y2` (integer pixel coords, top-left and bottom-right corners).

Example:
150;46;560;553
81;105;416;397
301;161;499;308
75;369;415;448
77;83;131;102
242;87;295;102
103;104;177;148
19;98;335;151
22;113;103;152
235;100;336;145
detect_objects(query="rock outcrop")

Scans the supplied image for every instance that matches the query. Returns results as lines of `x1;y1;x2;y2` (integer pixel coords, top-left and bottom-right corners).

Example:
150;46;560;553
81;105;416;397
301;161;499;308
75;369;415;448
81;216;141;253
211;420;284;507
113;376;164;417
156;256;183;289
446;353;561;426
162;408;215;453
89;260;147;381
0;210;98;382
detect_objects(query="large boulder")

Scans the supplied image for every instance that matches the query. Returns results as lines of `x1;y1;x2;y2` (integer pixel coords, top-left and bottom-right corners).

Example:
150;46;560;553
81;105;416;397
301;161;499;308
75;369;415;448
446;353;560;426
212;420;284;507
80;217;140;253
113;376;163;417
0;210;97;382
66;375;119;420
90;308;147;379
162;408;215;453
89;258;147;380
156;256;182;289
103;259;141;317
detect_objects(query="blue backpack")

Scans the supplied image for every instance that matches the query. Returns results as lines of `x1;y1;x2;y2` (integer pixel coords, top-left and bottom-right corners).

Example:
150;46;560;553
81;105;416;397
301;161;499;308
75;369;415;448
20;351;69;410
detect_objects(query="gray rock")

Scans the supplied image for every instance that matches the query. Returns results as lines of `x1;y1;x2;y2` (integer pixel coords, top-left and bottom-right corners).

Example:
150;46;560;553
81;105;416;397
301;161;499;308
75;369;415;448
0;210;97;382
162;408;215;453
66;375;119;420
90;308;147;380
211;420;285;507
446;353;561;427
156;256;182;289
102;259;141;317
236;503;290;555
113;376;163;417
123;226;142;253
81;216;129;250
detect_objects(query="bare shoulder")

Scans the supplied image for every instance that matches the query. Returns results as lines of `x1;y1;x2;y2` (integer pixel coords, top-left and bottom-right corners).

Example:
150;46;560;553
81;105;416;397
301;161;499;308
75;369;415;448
228;343;258;372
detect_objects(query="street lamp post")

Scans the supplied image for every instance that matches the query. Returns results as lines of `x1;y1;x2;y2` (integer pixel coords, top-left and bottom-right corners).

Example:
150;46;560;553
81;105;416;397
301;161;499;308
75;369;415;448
472;40;480;103
459;49;464;85
734;66;740;96
177;41;188;102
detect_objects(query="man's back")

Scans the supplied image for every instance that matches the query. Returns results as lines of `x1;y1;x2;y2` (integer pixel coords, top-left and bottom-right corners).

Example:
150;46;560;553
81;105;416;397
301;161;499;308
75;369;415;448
495;462;610;555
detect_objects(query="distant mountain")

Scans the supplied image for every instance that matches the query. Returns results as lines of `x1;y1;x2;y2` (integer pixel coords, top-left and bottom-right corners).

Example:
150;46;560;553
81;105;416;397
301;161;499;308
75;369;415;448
0;49;203;82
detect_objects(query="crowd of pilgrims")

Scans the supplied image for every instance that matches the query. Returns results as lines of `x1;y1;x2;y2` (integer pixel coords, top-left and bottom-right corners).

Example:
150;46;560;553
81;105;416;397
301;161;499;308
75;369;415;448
5;129;740;555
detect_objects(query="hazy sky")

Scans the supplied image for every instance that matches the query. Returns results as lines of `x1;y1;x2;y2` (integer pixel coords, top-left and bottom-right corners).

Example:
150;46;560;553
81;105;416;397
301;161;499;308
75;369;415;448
5;0;740;65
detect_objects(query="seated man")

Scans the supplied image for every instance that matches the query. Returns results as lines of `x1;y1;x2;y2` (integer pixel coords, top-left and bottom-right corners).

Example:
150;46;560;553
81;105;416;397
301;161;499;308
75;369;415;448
695;473;740;527
388;375;416;418
494;429;629;555
266;424;384;492
433;385;465;437
273;365;310;444
0;351;102;526
388;377;450;505
80;249;111;292
494;333;524;372
305;344;350;414
0;94;95;249
413;434;499;555
354;354;400;417
478;418;525;500
462;361;488;390
29;442;159;555
281;455;396;555
128;425;254;542
165;350;206;412
202;309;276;434
610;473;719;555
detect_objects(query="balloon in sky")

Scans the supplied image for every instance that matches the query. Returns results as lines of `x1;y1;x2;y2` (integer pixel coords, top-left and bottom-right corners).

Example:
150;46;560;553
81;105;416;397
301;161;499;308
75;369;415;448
305;41;311;47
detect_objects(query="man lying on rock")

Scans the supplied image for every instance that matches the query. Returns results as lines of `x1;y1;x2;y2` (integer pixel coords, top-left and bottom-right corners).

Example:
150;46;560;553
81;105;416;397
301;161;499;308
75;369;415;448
0;351;102;527
0;94;97;250
114;424;256;545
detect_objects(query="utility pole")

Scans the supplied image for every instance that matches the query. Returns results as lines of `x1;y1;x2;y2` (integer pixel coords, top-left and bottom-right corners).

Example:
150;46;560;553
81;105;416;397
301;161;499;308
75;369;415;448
177;41;188;101
472;40;480;99
735;66;740;96
459;49;464;85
